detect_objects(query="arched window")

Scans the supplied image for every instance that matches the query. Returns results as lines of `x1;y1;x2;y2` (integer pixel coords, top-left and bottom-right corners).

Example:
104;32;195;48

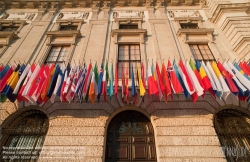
0;110;49;161
214;109;250;161
105;110;157;162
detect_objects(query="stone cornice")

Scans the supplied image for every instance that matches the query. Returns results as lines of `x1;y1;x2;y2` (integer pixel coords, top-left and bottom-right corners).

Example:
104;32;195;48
0;31;19;46
111;29;147;37
177;28;214;36
209;3;250;23
46;30;82;38
2;0;203;10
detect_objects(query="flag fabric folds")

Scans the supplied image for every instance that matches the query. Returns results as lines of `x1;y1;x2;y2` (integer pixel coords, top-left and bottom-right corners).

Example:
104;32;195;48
167;60;183;94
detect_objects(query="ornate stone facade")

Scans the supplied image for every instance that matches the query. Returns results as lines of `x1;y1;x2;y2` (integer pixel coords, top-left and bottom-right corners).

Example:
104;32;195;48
0;0;250;161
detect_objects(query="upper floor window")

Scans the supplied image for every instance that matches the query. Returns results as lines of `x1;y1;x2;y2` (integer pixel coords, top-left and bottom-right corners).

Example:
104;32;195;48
45;46;70;65
119;24;138;29
118;44;141;79
180;23;198;29
1;26;19;32
60;25;78;31
190;44;215;61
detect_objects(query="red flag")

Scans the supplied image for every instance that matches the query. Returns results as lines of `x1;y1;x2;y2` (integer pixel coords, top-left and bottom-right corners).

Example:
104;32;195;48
239;62;250;76
243;61;250;74
161;62;172;101
114;61;118;97
121;63;125;101
125;64;129;102
167;60;183;94
28;65;45;97
147;64;158;97
17;64;36;102
155;62;165;92
217;61;239;95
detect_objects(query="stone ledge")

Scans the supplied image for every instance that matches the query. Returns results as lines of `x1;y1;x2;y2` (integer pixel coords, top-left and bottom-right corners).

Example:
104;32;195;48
154;117;213;126
47;127;105;136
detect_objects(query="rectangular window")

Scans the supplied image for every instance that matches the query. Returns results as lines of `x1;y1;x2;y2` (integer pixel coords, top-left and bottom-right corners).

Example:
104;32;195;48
189;44;215;61
118;45;141;79
119;24;138;29
45;46;70;65
180;23;198;29
1;26;19;31
60;25;78;30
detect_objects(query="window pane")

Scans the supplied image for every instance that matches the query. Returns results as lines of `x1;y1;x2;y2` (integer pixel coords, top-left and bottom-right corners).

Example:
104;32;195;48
189;44;215;61
46;46;69;64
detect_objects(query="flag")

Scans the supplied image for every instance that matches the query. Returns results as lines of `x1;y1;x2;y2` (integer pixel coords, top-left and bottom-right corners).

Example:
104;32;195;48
137;64;146;97
114;61;118;97
0;65;15;92
155;62;165;101
239;62;250;76
167;60;183;94
47;65;60;98
0;65;10;80
125;64;129;102
147;63;158;97
121;63;125;101
89;70;96;104
75;63;87;98
131;65;136;102
189;59;205;96
152;62;156;81
173;59;190;98
195;60;215;98
200;61;220;98
28;65;46;101
243;62;250;74
224;61;249;100
161;62;172;101
3;64;21;102
50;64;66;103
22;64;41;103
109;62;114;97
60;67;69;102
18;64;36;102
102;62;109;102
217;61;239;95
97;63;104;101
66;65;80;102
178;60;198;102
81;63;92;101
211;61;230;100
62;66;75;97
141;62;146;89
13;64;30;96
234;62;250;81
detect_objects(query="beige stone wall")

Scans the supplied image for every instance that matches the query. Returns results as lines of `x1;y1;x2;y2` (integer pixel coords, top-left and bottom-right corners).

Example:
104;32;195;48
1;1;250;162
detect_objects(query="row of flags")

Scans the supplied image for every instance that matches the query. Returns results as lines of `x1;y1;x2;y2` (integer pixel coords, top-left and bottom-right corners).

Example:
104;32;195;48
0;59;250;105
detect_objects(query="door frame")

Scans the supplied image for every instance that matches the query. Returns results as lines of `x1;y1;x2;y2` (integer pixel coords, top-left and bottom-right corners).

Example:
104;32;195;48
103;106;159;161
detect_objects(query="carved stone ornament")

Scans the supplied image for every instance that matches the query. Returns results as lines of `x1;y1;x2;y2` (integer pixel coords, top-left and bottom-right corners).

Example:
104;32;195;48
0;12;37;21
113;11;145;19
168;10;201;18
57;12;89;20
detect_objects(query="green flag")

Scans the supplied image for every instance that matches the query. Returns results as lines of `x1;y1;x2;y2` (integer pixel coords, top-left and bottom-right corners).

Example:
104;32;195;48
94;63;98;84
109;63;114;96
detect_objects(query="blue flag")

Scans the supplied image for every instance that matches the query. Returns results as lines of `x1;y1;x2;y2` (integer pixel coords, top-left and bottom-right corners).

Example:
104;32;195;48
97;63;103;101
173;59;190;99
131;65;136;97
47;65;60;97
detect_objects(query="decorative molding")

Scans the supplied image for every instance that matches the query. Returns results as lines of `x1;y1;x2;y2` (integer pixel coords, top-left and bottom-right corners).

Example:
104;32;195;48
177;28;214;43
56;12;89;20
111;29;147;37
46;30;82;45
0;12;37;21
168;10;201;19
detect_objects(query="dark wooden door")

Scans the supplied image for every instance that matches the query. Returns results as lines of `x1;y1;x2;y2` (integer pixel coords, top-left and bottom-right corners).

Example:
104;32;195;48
105;111;157;162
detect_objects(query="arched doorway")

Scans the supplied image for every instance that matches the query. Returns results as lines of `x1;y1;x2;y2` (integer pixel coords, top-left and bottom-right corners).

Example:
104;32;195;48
0;110;49;161
214;109;250;161
105;110;157;162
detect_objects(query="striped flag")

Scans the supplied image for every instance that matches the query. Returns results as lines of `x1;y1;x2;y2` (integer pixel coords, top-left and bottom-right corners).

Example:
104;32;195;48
97;63;104;101
155;62;164;101
234;62;250;81
167;60;183;94
161;62;172;101
109;62;114;97
147;63;158;97
211;61;230;100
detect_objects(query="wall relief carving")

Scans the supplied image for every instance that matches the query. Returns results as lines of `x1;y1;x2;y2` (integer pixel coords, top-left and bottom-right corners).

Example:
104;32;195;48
57;12;89;20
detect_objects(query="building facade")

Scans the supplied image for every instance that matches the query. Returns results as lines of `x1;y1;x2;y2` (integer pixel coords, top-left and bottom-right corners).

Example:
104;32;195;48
0;0;250;161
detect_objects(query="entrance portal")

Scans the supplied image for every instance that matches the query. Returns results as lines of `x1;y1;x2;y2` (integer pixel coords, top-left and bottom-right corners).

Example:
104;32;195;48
105;110;157;162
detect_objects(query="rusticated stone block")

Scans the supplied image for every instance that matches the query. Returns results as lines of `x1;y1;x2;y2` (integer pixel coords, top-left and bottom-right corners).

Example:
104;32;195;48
47;102;115;115
43;136;104;146
49;109;110;118
152;109;213;119
156;126;217;136
158;146;225;158
158;157;226;162
157;136;220;146
49;117;107;127
154;117;213;126
47;127;105;136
